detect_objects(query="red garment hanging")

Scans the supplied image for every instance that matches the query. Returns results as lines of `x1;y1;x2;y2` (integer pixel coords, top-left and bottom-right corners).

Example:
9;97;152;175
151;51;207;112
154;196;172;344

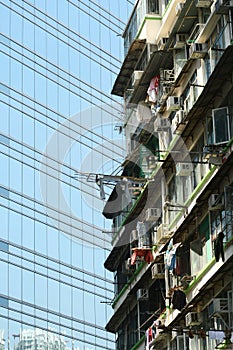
131;247;153;265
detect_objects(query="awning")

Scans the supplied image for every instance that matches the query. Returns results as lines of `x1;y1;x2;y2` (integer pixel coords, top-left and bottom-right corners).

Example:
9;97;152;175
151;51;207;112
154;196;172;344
111;39;146;97
102;161;145;219
102;183;129;219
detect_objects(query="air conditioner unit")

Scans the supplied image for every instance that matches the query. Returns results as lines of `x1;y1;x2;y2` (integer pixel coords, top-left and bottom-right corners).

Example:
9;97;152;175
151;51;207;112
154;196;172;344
176;2;184;15
145;208;161;221
175;110;186;124
172;110;187;134
176;162;192;176
132;70;144;87
159;88;170;103
124;259;140;275
212;298;229;314
137;288;149;300
174;34;188;49
162;86;171;95
208;194;224;210
154;117;171;131
123;258;133;275
183;87;195;114
147;155;158;169
167;96;181;111
156;223;171;243
189;43;208;59
160;69;175;83
151;263;165;279
158;37;168;50
196;0;213;7
130;229;138;242
185;312;203;326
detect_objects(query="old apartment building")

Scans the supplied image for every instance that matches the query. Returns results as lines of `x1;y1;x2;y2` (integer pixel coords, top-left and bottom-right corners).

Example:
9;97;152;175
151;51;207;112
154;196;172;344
102;0;233;349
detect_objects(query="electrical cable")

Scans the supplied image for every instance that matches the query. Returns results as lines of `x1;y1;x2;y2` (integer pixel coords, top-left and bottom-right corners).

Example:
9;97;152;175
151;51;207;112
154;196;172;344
67;0;126;32
4;1;122;72
1;33;123;109
1;93;125;160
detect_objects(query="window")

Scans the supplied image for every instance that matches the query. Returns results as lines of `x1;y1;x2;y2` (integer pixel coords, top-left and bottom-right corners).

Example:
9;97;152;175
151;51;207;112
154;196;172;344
192;135;209;188
212;107;230;144
9;265;22;299
190;216;211;276
147;0;159;13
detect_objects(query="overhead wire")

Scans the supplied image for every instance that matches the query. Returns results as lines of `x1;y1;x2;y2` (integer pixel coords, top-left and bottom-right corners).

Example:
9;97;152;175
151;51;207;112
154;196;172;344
2;1;131;200
3;1;127;146
4;0;131;147
82;0;126;26
6;1;123;72
3;2;127;123
1;36;125;125
67;0;126;33
1;92;125;162
16;1;132;202
2;5;135;345
1;148;110;241
0;141;115;238
29;0;125;63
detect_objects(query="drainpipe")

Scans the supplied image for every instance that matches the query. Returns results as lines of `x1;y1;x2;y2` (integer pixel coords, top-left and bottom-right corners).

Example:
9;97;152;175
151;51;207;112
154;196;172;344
198;7;202;25
165;268;170;311
161;178;166;224
160;172;170;331
183;332;187;350
137;300;141;341
162;178;170;312
229;8;233;43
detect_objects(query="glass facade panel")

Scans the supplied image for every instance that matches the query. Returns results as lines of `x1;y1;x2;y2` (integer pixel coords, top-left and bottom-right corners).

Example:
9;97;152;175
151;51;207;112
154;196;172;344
1;1;132;349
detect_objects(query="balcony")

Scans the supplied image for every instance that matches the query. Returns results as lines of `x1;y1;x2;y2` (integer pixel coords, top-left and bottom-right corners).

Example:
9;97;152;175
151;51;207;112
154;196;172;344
141;242;233;348
111;39;146;97
123;0;161;55
105;262;148;332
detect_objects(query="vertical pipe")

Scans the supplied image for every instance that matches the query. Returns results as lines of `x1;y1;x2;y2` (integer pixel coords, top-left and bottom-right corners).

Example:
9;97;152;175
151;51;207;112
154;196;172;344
165;268;170;310
161;178;166;224
229;8;233;43
137;300;141;340
167;337;171;350
183;332;187;350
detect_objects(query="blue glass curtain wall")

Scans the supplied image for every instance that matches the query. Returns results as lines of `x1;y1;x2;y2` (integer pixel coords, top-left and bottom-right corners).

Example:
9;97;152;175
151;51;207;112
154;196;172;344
0;0;133;349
